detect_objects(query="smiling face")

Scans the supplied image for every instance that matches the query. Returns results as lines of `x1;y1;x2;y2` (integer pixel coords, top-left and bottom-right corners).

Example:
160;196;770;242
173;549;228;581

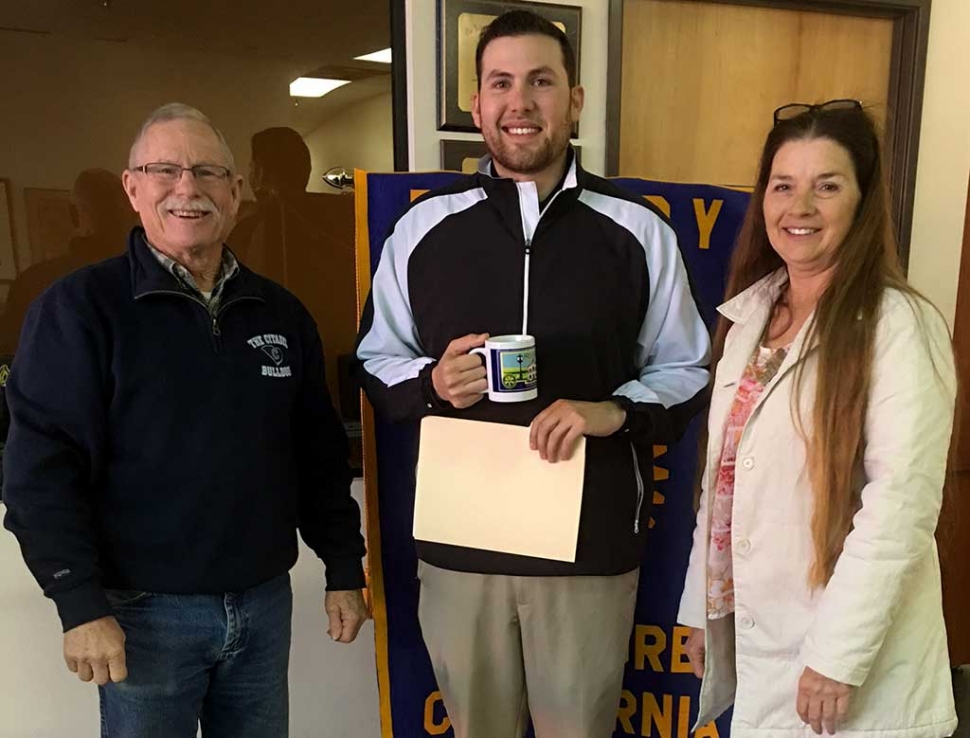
763;137;862;279
471;33;583;182
122;118;242;259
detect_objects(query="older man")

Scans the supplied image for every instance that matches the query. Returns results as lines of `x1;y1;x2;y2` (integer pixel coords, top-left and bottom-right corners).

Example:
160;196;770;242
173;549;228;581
3;103;367;737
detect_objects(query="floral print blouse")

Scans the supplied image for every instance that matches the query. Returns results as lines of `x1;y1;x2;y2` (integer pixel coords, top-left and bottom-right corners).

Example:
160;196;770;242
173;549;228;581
707;343;788;620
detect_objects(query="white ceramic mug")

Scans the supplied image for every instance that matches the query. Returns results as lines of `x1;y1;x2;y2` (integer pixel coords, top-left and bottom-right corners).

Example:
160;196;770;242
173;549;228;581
470;334;538;403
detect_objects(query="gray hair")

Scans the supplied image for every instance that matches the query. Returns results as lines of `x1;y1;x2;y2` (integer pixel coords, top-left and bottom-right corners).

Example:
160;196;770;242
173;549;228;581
128;102;236;171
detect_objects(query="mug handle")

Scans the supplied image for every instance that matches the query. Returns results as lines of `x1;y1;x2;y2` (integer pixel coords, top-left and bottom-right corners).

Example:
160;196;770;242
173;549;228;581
469;347;489;395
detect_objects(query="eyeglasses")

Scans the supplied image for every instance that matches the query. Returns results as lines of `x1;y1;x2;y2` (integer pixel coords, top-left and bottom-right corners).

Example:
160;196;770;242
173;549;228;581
133;162;232;183
773;99;863;126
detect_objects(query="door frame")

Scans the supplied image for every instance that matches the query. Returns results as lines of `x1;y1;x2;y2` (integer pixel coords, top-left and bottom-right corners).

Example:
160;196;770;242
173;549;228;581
606;0;932;267
391;0;410;172
950;172;970;469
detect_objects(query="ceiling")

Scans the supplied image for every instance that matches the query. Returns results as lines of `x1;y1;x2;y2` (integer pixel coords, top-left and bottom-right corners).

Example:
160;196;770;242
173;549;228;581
0;0;393;127
0;0;390;68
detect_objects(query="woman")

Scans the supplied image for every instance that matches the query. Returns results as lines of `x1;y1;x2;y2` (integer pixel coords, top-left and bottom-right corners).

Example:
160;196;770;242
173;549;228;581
678;101;958;737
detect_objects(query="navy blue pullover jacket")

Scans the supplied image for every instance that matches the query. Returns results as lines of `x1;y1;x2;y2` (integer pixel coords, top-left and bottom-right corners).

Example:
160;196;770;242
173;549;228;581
3;229;365;631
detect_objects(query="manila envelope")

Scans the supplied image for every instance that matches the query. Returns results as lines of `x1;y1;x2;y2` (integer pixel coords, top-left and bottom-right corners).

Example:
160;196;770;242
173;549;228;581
413;416;586;562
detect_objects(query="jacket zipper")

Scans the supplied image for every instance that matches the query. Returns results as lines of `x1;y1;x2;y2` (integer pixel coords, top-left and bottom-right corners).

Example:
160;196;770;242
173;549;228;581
208;296;264;344
134;290;260;345
215;296;261;325
521;240;531;334
631;442;645;534
517;187;565;334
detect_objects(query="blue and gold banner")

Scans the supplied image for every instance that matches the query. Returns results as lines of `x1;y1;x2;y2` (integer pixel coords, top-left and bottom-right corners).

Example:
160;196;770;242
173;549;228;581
355;170;750;738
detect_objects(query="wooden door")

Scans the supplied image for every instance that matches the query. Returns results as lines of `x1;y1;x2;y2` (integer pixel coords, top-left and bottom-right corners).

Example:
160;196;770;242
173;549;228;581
942;174;970;665
619;0;894;186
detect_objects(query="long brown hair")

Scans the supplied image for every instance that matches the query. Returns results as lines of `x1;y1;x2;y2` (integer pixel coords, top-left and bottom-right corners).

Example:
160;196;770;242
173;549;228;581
713;107;926;588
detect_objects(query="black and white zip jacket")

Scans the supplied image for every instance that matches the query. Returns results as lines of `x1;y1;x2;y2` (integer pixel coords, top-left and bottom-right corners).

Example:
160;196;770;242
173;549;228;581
356;152;710;577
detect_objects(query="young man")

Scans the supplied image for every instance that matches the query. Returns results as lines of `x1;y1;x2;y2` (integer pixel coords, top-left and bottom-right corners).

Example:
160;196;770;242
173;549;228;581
357;12;710;737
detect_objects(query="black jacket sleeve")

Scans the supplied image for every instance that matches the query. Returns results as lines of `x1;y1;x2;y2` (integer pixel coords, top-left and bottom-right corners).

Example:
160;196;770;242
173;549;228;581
354;292;446;424
2;290;112;631
294;311;366;590
609;214;711;445
354;210;448;424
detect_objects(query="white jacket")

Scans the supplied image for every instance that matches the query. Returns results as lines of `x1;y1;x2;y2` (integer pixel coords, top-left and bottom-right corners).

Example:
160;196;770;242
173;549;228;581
678;269;958;737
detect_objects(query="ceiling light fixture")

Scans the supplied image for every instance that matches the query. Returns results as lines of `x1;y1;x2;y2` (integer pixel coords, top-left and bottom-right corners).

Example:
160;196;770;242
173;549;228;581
289;77;350;98
354;48;392;64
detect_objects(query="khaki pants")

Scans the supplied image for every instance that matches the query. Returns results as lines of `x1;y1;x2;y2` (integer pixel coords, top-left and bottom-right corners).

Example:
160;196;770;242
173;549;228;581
417;561;639;738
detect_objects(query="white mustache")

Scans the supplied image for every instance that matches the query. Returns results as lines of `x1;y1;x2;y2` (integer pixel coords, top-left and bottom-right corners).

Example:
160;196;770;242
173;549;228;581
164;198;217;213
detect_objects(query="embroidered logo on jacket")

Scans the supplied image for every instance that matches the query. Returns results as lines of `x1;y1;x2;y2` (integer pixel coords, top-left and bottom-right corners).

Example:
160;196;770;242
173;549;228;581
247;334;292;378
261;345;284;365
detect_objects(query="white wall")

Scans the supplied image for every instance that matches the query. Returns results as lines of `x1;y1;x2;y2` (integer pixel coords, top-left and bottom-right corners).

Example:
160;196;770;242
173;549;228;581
0;30;391;271
0;484;380;738
0;31;316;271
406;0;609;174
906;0;970;327
306;89;395;190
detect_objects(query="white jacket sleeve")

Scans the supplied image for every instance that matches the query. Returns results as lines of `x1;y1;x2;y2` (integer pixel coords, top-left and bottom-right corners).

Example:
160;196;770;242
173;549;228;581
800;293;956;686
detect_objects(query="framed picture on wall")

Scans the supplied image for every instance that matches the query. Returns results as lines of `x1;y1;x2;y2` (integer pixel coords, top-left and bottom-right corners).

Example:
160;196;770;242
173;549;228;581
0;179;18;280
25;188;74;265
441;139;490;173
438;0;582;133
441;138;581;173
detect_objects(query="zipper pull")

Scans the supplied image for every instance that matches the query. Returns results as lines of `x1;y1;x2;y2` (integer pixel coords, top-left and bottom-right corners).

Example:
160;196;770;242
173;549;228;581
524;238;531;255
634;519;640;534
212;318;221;337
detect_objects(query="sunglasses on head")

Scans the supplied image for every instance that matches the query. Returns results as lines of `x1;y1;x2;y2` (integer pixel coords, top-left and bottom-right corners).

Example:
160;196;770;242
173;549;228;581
772;99;863;126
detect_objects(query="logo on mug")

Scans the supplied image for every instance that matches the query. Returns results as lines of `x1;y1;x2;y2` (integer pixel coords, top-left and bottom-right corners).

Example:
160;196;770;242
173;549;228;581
471;334;538;403
497;348;537;392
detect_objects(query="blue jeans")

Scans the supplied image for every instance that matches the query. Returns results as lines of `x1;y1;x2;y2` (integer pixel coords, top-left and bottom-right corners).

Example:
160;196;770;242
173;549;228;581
98;573;292;738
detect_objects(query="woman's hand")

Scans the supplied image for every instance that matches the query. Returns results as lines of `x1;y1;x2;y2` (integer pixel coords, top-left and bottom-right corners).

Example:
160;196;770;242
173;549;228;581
797;666;853;735
685;627;705;678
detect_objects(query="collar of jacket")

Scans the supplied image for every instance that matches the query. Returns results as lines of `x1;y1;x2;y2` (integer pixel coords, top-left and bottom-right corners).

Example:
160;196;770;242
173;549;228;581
717;268;790;324
475;146;583;195
127;227;264;303
713;267;819;389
